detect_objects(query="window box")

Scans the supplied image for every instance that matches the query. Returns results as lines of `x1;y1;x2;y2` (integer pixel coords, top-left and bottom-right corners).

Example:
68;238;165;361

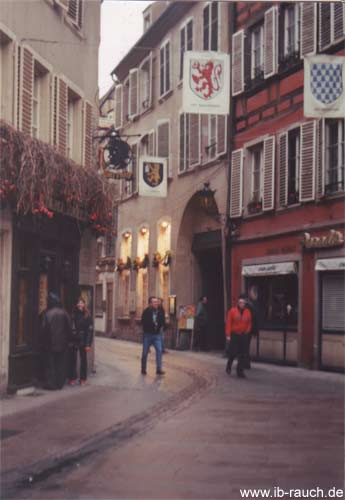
247;199;262;214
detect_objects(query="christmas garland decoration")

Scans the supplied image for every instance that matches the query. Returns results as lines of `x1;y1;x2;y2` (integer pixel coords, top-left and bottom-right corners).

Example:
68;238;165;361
0;120;116;236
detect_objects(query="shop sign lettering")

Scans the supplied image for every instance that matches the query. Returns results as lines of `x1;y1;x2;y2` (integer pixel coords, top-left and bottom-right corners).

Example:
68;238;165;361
302;230;344;249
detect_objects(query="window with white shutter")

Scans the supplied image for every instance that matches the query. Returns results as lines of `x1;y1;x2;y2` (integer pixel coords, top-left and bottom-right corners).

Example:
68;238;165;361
300;3;317;57
51;75;58;146
324;119;344;195
179;18;193;80
333;3;345;42
139;52;152;113
159;39;171;98
232;30;244;96
67;0;83;29
299;121;316;202
278;133;288;207
114;84;123;130
129;69;138;119
263;136;275;211
190;113;200;168
157;120;171;177
20;46;34;135
230;149;244;218
264;6;278;79
216;115;226;157
58;78;68;156
322;274;345;332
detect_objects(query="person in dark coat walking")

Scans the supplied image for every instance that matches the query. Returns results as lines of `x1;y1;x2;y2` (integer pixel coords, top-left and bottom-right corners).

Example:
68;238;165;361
68;298;93;386
141;296;166;375
244;286;259;369
40;292;72;390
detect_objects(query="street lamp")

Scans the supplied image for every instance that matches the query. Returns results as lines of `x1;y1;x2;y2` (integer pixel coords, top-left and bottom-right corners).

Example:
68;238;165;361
198;182;217;214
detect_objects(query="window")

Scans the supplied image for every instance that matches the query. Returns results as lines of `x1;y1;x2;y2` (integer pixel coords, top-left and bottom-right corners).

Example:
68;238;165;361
105;234;115;257
180;19;193;80
325;119;344;194
179;112;190;172
246;274;298;330
95;284;103;316
319;2;345;51
139;55;152;113
251;23;264;80
157;120;170;176
284;3;299;58
287;128;300;205
250;144;263;203
67;0;83;29
160;40;171;97
203;3;218;51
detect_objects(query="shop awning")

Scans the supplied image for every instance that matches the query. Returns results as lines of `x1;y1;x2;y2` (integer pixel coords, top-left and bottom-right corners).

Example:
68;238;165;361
315;257;345;271
242;262;297;276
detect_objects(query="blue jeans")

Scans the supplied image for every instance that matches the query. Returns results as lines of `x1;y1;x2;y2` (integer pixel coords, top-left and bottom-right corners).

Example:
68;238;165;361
141;333;163;372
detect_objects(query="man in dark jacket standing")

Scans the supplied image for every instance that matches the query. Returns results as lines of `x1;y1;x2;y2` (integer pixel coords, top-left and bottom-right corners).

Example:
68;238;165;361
194;296;208;351
141;296;166;375
40;292;72;390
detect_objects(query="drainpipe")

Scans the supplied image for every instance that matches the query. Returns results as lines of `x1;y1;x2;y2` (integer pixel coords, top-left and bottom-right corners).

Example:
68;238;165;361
224;1;236;313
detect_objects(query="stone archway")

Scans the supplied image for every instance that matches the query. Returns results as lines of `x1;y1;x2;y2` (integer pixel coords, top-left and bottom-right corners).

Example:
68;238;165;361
175;193;225;350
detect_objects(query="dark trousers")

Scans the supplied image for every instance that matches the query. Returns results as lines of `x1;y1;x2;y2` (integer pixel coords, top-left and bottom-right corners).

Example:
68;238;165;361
69;346;88;381
44;351;66;390
244;333;253;367
194;324;208;351
226;334;247;374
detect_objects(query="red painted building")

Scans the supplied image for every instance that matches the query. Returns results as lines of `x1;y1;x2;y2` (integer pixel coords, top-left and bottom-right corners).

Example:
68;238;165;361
229;2;345;370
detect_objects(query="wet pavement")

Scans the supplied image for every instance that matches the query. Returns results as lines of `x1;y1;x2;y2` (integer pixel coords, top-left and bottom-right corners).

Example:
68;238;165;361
1;338;344;500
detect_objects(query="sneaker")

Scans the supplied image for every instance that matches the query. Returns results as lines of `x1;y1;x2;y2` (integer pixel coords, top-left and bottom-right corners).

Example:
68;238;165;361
79;379;87;385
141;370;147;375
69;379;77;386
156;370;165;376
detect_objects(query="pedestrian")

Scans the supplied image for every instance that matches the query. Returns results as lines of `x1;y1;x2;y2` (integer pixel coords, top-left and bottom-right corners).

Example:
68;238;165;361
158;297;168;353
244;286;259;369
225;294;252;378
194;296;209;351
40;292;72;390
141;296;166;375
68;298;93;386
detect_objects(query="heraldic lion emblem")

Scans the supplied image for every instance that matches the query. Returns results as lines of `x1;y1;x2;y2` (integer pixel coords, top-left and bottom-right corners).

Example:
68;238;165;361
143;162;163;187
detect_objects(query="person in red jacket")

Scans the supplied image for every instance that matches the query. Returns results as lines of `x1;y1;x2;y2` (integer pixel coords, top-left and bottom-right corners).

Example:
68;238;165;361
225;294;252;378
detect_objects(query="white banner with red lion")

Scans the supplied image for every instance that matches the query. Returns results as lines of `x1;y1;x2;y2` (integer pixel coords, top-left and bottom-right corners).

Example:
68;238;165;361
139;157;167;198
182;51;230;115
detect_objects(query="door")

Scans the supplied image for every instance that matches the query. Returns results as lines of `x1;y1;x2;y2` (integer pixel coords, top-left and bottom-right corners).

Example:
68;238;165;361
106;283;114;335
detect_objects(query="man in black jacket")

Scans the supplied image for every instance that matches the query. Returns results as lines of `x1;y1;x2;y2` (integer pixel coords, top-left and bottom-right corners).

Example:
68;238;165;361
40;292;72;389
141;296;166;375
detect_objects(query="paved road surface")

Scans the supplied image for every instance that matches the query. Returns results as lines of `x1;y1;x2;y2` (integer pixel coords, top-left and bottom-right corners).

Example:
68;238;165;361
1;338;344;500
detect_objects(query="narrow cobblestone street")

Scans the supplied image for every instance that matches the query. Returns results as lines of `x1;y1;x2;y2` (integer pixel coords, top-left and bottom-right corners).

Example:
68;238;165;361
1;338;344;500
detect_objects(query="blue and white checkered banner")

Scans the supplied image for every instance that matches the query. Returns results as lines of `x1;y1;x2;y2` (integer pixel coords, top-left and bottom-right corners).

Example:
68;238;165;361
304;55;345;118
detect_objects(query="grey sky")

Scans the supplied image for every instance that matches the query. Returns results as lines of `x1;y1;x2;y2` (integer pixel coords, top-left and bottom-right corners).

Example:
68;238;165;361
99;0;152;97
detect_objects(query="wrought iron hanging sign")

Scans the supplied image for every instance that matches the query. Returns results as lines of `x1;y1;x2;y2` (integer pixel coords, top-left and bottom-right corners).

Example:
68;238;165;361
101;129;134;180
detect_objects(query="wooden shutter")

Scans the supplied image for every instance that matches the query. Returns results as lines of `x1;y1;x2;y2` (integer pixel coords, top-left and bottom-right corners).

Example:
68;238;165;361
322;275;345;331
262;136;275;211
57;78;67;155
51;75;58;146
189;114;200;168
319;2;331;50
148;130;155;156
84;101;93;168
68;0;82;27
15;44;21;130
316;119;325;199
157;121;171;176
20;46;34;134
216;115;226;157
264;7;278;79
300;121;316;202
278;133;288;207
333;3;345;42
129;69;138;118
300;3;317;57
230;149;244;218
114;84;123;130
232;30;244;96
147;52;153;109
131;143;138;193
